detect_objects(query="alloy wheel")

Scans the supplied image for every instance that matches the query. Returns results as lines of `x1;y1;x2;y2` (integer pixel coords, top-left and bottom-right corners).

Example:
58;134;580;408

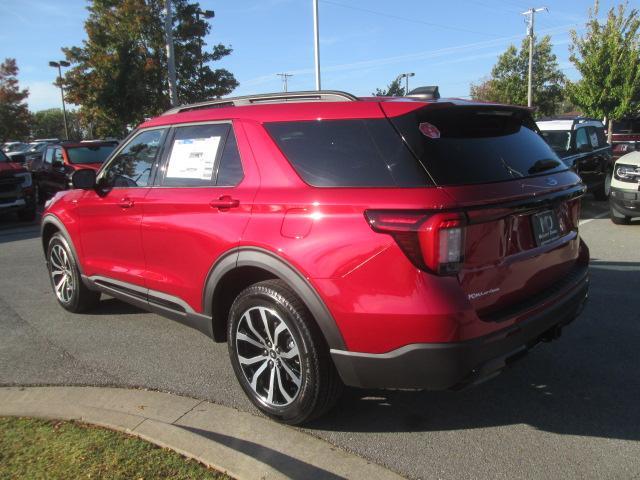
235;306;302;407
50;244;75;303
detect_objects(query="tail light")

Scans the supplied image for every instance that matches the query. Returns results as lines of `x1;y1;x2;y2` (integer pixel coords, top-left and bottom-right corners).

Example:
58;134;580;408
365;210;466;275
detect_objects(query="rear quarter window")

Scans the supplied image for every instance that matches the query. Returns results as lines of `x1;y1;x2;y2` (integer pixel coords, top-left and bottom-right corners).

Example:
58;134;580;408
265;119;431;187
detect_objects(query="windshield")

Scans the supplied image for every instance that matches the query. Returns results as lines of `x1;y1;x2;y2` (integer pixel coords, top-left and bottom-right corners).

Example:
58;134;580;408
612;119;640;134
3;143;27;153
66;145;116;164
26;142;47;153
541;130;572;153
0;150;8;162
389;105;566;186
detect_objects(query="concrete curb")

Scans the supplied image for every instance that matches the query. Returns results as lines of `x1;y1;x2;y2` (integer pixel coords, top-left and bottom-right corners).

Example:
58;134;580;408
0;386;404;480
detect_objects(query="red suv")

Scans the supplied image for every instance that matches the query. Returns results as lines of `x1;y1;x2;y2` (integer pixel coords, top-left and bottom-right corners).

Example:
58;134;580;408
41;91;590;424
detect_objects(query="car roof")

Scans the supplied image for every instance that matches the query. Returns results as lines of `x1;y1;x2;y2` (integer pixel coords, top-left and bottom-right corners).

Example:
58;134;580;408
140;91;530;129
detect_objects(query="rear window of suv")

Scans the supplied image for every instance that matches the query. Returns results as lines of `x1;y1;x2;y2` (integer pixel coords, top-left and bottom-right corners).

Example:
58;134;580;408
265;119;432;187
390;105;567;186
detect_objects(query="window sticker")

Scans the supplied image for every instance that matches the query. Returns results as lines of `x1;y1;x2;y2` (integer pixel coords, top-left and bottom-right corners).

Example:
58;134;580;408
589;131;599;148
166;136;221;180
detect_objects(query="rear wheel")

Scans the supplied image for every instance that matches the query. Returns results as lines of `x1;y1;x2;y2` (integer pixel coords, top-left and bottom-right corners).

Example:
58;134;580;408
609;204;631;225
227;280;342;425
47;233;100;312
593;171;612;201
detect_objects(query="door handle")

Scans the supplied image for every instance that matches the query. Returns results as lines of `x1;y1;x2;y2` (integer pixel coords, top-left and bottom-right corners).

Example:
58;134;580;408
118;197;134;209
209;195;240;210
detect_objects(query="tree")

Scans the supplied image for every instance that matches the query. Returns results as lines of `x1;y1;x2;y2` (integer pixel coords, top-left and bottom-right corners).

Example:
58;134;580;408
470;36;566;117
31;108;83;140
0;58;31;142
568;1;640;141
373;77;406;96
62;0;238;138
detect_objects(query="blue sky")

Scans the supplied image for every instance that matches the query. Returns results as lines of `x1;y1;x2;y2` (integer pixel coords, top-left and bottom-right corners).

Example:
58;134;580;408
0;0;623;112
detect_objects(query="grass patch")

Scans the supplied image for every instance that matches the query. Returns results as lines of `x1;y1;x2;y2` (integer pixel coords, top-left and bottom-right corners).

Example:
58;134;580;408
0;416;230;479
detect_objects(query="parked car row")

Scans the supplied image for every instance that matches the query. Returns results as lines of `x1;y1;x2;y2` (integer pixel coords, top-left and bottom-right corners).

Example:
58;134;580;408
536;115;640;225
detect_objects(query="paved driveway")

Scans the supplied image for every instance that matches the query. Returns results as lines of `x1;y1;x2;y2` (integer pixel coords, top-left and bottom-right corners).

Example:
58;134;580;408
1;197;638;479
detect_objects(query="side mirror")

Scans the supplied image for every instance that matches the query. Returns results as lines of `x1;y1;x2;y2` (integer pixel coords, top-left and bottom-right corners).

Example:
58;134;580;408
52;159;64;169
71;169;96;190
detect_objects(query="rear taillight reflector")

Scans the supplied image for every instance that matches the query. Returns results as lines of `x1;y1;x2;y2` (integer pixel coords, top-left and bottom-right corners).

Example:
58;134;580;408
365;210;466;275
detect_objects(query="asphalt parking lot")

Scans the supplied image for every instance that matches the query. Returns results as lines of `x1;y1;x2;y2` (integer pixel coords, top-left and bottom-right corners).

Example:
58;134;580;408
1;196;639;480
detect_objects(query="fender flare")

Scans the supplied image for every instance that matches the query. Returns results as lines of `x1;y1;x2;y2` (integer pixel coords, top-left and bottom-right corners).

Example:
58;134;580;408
202;247;346;350
41;214;84;274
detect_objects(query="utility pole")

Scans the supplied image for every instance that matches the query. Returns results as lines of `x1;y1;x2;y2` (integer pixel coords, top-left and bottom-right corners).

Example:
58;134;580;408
164;0;178;107
48;60;70;140
522;7;548;108
277;73;294;92
398;72;415;95
194;8;215;97
312;0;321;90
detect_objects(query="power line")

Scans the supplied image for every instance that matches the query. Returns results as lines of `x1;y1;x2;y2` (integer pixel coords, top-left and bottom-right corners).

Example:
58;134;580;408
319;0;503;37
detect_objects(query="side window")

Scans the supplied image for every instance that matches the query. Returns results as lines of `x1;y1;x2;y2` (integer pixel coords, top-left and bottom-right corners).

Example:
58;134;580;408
216;128;244;186
44;147;54;165
575;128;590;151
101;129;166;188
53;148;64;164
587;127;599;148
160;123;232;187
595;127;607;147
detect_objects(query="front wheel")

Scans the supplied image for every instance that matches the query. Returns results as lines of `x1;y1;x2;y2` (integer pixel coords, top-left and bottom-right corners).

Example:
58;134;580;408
47;233;100;312
227;280;342;425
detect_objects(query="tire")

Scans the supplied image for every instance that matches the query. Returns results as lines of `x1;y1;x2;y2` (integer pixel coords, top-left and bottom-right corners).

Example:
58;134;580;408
47;233;100;312
17;204;36;222
227;279;343;425
593;171;612;201
609;204;631;225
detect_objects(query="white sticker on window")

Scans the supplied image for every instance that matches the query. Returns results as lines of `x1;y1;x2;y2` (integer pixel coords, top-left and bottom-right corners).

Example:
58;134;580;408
589;131;599;148
166;137;221;180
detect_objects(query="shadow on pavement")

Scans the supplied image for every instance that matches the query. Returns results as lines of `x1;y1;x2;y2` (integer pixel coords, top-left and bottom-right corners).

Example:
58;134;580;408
309;260;640;443
178;426;346;480
84;297;146;316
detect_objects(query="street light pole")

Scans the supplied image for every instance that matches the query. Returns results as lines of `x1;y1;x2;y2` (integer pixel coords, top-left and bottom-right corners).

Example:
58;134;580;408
48;60;70;140
312;0;321;90
164;0;178;107
398;72;415;96
522;7;548;108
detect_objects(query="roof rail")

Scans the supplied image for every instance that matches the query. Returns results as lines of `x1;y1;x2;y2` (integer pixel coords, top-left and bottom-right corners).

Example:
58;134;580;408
162;90;359;116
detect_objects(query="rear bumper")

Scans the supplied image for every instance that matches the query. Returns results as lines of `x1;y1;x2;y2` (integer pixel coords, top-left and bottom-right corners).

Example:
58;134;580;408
331;268;589;390
610;187;640;217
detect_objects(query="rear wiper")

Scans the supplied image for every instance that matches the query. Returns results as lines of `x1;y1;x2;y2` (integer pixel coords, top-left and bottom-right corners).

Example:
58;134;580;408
528;159;560;174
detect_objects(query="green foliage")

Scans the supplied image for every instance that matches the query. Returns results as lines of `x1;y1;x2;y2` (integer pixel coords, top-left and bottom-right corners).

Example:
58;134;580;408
0;58;31;142
470;36;566;117
0;417;228;479
62;0;238;138
373;77;406;96
31;108;83;141
568;1;640;132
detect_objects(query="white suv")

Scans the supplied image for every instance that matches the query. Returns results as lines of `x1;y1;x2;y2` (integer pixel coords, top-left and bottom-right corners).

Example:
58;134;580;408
609;151;640;224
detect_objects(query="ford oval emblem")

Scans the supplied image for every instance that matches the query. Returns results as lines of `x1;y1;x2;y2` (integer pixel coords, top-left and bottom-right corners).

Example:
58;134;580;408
546;178;558;186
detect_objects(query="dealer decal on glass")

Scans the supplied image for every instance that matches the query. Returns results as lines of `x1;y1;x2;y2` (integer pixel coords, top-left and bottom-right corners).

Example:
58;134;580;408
166;137;221;180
